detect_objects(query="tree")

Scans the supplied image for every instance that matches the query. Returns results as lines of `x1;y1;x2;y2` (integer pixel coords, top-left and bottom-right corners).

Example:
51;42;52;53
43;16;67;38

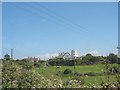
107;53;117;64
82;54;100;65
86;53;92;57
4;54;10;61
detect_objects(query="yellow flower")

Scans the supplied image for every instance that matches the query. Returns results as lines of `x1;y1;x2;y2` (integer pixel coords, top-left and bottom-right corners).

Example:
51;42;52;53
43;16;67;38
101;69;103;72
51;75;54;77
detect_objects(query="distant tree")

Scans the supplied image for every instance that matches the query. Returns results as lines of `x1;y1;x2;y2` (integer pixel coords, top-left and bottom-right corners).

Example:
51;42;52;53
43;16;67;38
4;54;10;61
86;53;92;57
107;53;117;64
98;56;106;61
82;54;100;65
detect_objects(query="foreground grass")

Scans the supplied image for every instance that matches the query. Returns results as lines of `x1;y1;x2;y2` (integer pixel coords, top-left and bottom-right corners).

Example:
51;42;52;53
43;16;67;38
84;75;117;86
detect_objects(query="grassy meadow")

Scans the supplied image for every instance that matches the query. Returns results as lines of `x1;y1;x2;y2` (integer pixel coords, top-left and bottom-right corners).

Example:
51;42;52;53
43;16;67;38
35;63;118;86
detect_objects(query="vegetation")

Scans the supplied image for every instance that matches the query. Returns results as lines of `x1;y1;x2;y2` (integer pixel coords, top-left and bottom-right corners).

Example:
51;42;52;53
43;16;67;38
49;53;118;66
1;53;120;89
63;69;72;74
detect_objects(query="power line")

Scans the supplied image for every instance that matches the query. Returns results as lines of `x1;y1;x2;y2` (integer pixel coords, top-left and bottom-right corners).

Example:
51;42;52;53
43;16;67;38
11;48;13;60
29;3;108;41
36;3;89;33
12;3;109;44
31;3;88;34
14;5;86;34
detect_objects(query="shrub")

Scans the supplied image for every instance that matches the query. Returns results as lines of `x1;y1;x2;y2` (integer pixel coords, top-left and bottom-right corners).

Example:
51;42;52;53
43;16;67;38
84;72;101;76
63;69;72;74
64;76;85;88
108;66;119;74
34;63;40;67
74;72;83;76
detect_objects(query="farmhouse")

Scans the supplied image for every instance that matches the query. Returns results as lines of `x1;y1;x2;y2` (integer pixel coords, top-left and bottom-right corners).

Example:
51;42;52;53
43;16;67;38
58;52;71;60
58;50;79;60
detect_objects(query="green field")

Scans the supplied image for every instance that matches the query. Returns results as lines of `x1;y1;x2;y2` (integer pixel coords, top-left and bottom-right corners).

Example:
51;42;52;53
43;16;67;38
35;63;118;86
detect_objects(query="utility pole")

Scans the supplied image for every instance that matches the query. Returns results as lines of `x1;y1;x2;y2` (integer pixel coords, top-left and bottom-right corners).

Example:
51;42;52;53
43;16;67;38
74;58;76;74
11;48;13;60
10;49;13;87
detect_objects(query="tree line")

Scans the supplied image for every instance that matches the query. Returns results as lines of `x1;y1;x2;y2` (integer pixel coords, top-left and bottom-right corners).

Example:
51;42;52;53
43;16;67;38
2;53;119;66
49;53;118;66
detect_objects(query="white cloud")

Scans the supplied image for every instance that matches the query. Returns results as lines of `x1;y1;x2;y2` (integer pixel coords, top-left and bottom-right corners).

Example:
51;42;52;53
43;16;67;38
88;51;101;56
81;51;102;56
39;53;58;60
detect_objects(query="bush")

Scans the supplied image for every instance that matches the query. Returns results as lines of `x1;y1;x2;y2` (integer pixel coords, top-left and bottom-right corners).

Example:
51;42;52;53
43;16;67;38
108;66;119;74
74;72;83;76
63;69;72;74
22;63;33;70
64;76;85;88
84;72;101;76
34;63;40;67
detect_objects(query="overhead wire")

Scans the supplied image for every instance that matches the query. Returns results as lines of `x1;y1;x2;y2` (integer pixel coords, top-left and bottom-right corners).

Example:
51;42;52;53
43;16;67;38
29;3;108;42
11;3;109;45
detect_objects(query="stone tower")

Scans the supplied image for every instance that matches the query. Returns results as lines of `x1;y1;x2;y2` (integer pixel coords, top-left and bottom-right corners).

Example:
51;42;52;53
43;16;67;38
71;50;78;59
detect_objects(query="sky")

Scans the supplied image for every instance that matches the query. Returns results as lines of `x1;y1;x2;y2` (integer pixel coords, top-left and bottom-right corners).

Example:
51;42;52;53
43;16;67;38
1;0;120;2
0;2;2;59
2;2;118;60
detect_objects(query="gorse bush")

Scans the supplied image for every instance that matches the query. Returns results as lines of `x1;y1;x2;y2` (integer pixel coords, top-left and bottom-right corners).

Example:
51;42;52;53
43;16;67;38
2;60;63;88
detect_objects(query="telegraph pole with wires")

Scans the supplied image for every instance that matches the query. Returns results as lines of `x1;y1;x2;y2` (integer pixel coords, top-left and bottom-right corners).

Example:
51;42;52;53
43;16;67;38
10;48;13;87
11;48;13;60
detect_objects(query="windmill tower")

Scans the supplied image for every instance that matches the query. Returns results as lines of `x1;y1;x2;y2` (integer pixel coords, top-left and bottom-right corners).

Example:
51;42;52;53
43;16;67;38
11;48;13;60
71;50;78;59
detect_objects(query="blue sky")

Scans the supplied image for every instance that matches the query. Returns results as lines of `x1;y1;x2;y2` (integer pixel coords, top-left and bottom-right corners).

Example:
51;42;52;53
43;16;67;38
2;2;118;59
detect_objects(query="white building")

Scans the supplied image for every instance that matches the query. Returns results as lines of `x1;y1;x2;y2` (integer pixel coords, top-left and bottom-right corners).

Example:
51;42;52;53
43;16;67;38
71;50;79;59
57;50;79;60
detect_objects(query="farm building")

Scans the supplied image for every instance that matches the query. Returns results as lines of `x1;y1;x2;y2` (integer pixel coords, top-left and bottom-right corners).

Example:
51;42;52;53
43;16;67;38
57;50;79;60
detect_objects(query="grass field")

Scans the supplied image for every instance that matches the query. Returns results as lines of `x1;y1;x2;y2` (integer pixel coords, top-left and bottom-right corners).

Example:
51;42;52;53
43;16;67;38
35;63;118;86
